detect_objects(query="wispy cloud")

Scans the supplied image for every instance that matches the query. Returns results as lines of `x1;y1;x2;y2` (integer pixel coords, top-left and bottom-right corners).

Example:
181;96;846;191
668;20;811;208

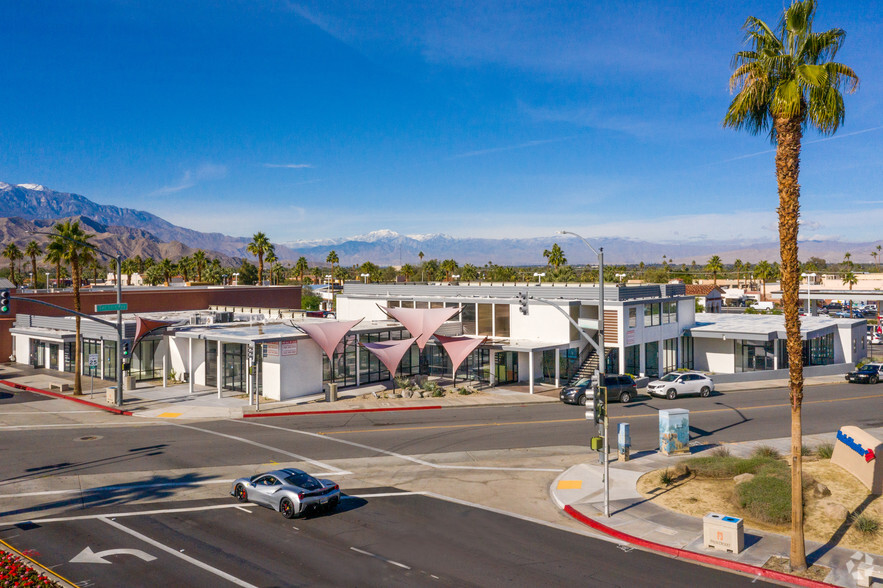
150;163;227;196
262;163;314;169
450;136;575;159
709;125;883;166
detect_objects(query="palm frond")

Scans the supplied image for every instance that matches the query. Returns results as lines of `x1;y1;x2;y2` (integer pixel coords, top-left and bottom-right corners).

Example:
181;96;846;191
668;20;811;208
826;62;860;93
771;80;803;118
796;63;827;88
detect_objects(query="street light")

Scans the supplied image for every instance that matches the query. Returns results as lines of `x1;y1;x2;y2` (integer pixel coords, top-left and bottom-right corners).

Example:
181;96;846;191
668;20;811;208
360;273;370;284
451;274;460;282
29;230;125;407
615;272;627;284
559;229;608;517
801;272;817;315
533;272;545;284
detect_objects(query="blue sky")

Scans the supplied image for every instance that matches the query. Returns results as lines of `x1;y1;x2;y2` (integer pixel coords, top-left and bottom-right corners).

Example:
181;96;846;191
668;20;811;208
1;1;881;244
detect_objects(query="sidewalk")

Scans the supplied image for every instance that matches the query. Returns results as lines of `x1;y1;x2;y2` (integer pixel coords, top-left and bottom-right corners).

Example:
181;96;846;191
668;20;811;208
550;428;883;587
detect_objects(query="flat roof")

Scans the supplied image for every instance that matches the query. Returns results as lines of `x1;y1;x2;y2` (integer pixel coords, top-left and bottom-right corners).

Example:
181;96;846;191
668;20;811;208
687;312;864;341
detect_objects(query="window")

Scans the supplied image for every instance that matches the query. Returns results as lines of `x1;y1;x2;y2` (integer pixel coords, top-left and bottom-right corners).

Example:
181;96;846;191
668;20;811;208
624;345;640;376
663;301;678;324
737;340;775;372
681;335;693;370
461;304;476;335
415;301;429;309
388;300;401;308
494;304;510;338
644;303;660;327
645;341;659;377
662;338;677;373
477;304;493;336
628;307;637;328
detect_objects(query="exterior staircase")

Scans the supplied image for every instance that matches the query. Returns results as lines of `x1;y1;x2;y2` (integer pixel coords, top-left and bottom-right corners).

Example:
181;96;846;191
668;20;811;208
567;351;599;386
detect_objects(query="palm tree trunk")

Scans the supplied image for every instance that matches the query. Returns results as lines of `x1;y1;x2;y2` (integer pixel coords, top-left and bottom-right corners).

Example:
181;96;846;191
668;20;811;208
72;259;83;396
776;116;806;572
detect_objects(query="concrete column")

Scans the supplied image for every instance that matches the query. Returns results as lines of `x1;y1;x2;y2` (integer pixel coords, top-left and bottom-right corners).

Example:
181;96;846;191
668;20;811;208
528;350;535;394
355;334;361;387
246;344;253;403
554;348;560;387
188;338;194;394
489;350;496;387
162;354;167;388
217;342;223;398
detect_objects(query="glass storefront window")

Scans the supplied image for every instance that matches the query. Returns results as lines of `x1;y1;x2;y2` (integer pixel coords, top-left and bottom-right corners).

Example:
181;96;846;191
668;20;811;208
103;341;117;381
681;336;693;370
645;341;659;377
644;303;660;327
494;304;510;338
624;344;640;376
461;304;476;335
737;340;775;372
662;338;678;373
628;307;637;328
477;304;493;336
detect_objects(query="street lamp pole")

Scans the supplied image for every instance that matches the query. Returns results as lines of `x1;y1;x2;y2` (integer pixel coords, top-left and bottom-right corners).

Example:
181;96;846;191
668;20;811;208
559;230;608;517
801;272;817;315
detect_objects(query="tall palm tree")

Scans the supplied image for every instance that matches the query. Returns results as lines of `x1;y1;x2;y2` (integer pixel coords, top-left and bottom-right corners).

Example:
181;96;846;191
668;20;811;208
25;241;42;288
419;251;425;281
178;255;192;283
543;244;567;270
755;260;775;301
734;259;743;286
247;232;273;286
440;259;458;281
843;251;852;270
264;250;278;285
872;249;879;273
877;245;882;272
326;250;339;279
294;256;309;283
724;1;858;569
44;239;64;289
158;258;175;285
705;255;724;285
53;221;95;396
192;250;207;282
133;255;144;274
3;243;23;286
121;258;136;286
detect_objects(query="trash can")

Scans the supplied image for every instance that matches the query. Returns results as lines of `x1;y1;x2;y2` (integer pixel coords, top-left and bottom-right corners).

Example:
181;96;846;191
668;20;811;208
703;513;744;554
325;382;338;402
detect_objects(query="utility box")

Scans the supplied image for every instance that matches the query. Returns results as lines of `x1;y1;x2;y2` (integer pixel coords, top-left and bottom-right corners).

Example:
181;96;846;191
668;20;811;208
325;382;338;402
659;409;690;455
125;375;137;391
703;513;744;554
106;387;116;404
591;436;604;451
618;423;631;462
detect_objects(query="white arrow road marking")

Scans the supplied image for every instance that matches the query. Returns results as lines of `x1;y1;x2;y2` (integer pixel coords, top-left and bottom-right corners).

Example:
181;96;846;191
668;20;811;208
70;546;156;564
98;517;258;588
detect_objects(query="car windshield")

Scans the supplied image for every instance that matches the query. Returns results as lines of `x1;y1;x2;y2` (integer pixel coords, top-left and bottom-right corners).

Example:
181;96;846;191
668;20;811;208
858;365;878;373
283;472;323;490
574;378;591;387
659;373;679;382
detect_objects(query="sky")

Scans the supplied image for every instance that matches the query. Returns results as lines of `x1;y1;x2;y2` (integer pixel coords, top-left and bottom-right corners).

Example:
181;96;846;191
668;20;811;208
1;0;881;245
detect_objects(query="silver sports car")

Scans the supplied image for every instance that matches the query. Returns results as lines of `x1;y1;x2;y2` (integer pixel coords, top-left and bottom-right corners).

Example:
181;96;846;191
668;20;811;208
231;468;341;518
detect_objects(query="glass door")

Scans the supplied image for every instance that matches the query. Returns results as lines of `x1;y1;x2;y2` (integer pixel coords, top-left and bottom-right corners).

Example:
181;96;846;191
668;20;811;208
49;344;59;370
205;341;217;386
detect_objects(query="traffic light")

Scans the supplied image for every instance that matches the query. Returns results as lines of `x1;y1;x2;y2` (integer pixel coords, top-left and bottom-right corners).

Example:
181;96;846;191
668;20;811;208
0;290;9;314
122;341;130;357
592;374;606;424
518;291;529;315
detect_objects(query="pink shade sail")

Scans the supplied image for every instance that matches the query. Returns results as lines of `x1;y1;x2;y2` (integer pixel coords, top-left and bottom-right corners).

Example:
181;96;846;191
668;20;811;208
381;306;460;350
434;335;487;377
298;319;363;358
361;337;418;376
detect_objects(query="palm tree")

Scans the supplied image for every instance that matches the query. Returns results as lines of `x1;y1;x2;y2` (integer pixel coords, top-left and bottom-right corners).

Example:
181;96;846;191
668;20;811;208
326;250;339;281
121;258;136;286
755;260;775;301
877;245;882;272
25;241;41;288
705;255;724;285
246;232;273;286
440;259;458;281
178;255;192;283
543;244;567;270
843;251;852;270
419;251;425;281
133;255;144;274
3;243;23;286
264;250;278;285
401;264;416;281
53;221;95;395
192;250;207;282
158;258;175;285
44;240;64;289
734;259;744;286
724;1;858;570
872;249;879;273
294;256;309;283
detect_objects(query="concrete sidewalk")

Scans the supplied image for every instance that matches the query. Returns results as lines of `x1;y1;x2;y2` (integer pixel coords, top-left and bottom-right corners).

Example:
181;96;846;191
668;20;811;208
550;428;883;587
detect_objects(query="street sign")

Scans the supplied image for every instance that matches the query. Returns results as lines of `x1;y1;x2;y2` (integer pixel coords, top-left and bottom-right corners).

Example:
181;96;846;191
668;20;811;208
88;354;99;368
95;303;128;313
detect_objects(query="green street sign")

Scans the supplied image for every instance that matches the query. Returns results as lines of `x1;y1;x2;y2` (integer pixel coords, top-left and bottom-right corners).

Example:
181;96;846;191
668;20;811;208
95;303;128;312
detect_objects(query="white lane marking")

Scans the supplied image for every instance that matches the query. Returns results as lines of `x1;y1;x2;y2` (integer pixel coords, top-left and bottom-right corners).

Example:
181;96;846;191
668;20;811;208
0;479;236;498
99;517;258;587
5;502;256;525
349;546;411;570
234;506;252;513
237;420;564;473
344;491;425;499
171;423;349;475
0;422;164;430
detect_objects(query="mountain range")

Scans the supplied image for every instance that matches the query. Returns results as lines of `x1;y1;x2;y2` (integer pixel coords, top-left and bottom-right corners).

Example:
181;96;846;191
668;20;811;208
0;182;878;267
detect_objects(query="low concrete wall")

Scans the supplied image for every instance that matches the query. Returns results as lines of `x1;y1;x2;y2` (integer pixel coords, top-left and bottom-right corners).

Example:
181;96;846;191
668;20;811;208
709;362;851;384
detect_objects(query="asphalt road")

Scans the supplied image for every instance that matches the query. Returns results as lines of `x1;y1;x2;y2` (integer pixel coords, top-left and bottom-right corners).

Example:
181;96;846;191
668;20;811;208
1;491;768;587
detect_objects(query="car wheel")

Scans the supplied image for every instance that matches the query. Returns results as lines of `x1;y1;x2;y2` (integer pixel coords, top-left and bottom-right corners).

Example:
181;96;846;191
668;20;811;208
578;394;587;406
234;483;248;503
666;389;677;400
325;497;340;513
699;386;710;397
871;376;879;385
619;391;632;403
280;498;297;519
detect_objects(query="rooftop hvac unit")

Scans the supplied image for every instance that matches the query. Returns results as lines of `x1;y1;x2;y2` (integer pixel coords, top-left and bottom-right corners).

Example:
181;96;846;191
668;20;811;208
214;311;234;323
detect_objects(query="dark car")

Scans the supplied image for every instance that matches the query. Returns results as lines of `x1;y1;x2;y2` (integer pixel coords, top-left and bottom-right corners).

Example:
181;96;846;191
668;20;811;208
560;374;637;405
845;363;883;384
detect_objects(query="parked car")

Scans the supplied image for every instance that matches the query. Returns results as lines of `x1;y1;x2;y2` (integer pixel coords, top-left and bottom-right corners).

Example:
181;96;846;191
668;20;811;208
845;363;883;384
647;372;715;400
559;374;638;405
231;468;340;518
868;332;883;345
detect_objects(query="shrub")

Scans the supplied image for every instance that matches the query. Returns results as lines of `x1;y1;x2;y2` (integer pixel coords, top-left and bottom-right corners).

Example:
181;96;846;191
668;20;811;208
751;445;781;460
421;380;440;392
685;455;783;479
816;442;834;459
457;386;473;395
801;444;813;456
733;475;791;525
852;513;880;535
659;469;674;487
711;446;731;458
0;551;60;587
431;388;445;398
394;376;412;390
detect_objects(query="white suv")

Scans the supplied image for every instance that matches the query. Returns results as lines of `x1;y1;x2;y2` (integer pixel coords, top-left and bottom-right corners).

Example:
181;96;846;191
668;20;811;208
648;372;715;400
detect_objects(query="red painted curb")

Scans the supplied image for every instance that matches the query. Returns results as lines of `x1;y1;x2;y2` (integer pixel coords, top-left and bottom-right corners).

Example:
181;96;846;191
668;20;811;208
562;505;837;588
0;380;133;416
243;405;444;418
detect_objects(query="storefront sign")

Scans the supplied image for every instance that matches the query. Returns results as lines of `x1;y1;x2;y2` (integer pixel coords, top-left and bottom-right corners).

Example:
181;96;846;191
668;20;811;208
281;340;298;356
837;429;876;462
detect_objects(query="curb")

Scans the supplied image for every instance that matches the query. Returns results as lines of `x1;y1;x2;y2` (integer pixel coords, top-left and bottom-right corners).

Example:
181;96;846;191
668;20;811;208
0;380;132;416
243;405;444;418
562;505;837;588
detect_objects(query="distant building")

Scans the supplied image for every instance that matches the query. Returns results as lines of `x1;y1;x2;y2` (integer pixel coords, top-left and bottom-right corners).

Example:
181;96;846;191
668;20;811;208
685;285;724;313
